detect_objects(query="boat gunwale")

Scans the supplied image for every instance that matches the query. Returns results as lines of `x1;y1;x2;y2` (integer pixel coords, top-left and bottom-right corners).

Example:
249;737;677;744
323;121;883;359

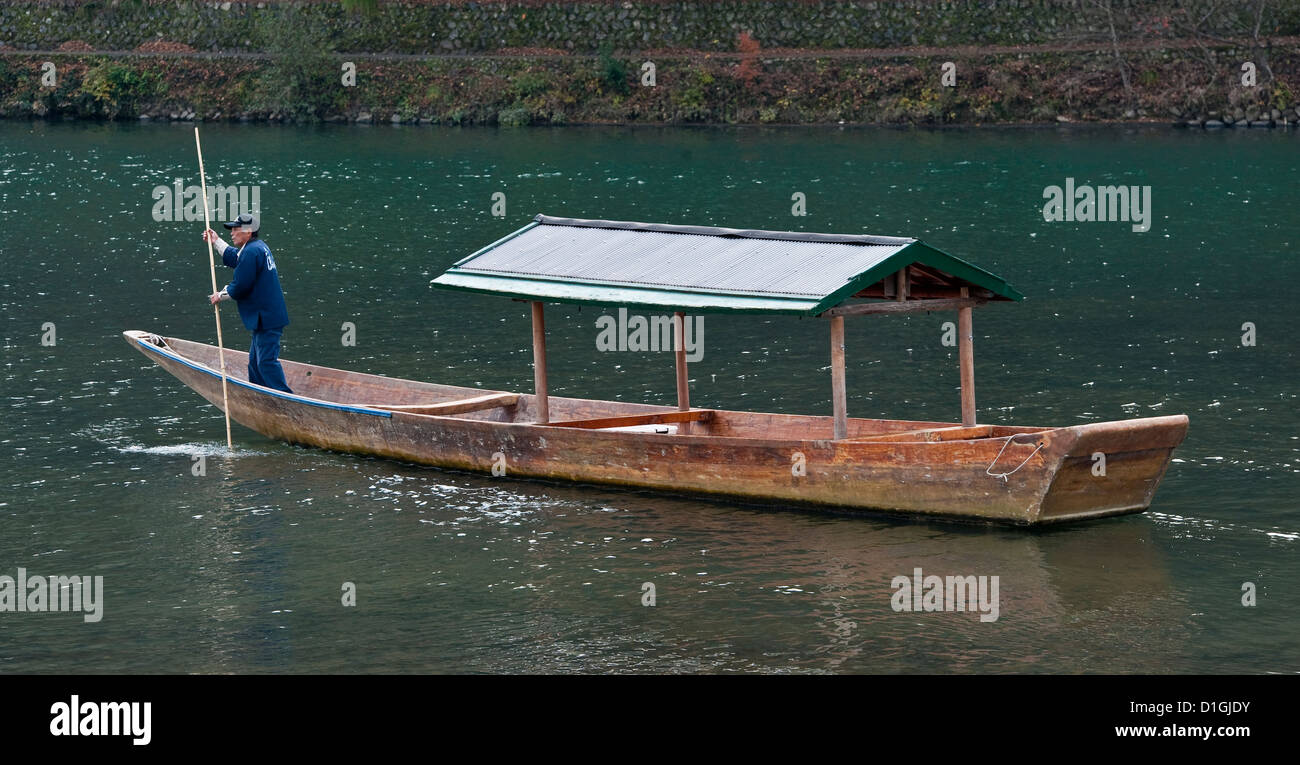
129;330;1077;447
128;331;1185;455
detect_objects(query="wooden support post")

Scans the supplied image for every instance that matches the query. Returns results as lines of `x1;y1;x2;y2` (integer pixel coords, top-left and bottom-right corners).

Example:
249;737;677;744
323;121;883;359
531;301;549;424
895;267;908;302
958;287;975;427
830;315;847;439
674;312;691;434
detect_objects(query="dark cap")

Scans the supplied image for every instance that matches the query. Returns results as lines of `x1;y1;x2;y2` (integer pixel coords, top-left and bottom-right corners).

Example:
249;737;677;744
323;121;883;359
222;213;260;232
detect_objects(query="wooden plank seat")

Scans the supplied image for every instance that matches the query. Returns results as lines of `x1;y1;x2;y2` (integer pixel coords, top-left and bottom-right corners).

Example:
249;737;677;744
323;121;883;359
547;409;714;430
366;393;519;416
845;425;997;443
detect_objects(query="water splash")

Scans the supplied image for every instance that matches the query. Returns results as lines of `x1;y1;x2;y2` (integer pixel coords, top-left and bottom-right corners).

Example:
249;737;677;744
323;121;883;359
115;442;268;459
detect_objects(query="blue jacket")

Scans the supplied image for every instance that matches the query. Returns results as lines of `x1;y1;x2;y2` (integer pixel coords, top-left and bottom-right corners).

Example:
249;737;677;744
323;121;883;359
221;239;289;331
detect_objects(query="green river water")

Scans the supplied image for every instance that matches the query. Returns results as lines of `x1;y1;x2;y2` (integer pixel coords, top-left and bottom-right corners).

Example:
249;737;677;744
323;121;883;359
0;121;1296;673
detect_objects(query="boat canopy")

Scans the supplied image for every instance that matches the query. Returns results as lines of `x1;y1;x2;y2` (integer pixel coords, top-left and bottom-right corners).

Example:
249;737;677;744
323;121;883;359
431;214;1024;435
431;214;1023;316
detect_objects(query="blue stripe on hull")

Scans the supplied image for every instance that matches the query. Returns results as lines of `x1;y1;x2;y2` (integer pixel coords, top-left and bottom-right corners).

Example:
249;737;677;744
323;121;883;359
135;337;393;418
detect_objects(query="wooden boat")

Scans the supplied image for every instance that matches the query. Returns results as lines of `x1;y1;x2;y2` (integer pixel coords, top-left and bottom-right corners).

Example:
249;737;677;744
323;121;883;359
125;215;1188;525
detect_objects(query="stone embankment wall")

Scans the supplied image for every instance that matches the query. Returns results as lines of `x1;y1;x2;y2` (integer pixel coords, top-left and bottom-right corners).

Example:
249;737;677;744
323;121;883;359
2;1;1298;126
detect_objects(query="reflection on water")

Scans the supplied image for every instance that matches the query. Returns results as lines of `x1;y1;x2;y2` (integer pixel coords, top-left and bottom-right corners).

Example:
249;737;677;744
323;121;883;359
0;121;1296;673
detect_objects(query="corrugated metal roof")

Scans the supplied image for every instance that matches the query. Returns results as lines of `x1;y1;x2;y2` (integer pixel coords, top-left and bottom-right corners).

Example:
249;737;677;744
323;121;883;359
432;215;1023;315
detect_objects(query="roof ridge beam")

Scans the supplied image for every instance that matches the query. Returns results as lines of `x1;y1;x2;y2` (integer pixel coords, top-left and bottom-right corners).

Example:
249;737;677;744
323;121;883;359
534;214;915;247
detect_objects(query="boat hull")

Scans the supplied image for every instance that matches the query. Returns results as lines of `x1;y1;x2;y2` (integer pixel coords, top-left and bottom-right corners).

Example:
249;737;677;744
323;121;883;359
123;331;1188;525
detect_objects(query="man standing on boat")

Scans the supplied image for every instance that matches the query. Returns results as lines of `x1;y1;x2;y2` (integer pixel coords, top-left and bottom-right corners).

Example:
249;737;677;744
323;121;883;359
202;213;293;394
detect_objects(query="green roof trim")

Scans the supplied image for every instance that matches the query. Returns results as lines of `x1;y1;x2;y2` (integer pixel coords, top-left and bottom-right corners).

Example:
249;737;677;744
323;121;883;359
433;272;824;314
814;241;1025;314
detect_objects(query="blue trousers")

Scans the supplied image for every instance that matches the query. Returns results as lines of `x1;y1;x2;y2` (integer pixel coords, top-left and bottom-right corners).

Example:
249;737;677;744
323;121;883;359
248;328;292;393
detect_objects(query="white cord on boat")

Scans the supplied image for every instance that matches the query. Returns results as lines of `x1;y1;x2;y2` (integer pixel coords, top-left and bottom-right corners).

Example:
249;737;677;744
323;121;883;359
985;434;1046;481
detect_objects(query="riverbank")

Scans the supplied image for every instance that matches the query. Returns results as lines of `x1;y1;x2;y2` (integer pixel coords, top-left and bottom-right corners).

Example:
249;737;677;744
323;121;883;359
2;1;1299;126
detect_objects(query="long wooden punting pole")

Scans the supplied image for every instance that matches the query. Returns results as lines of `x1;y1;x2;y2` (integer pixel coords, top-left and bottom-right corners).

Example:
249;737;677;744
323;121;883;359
194;127;233;450
830;315;847;439
530;301;549;423
674;312;691;434
958;287;976;427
